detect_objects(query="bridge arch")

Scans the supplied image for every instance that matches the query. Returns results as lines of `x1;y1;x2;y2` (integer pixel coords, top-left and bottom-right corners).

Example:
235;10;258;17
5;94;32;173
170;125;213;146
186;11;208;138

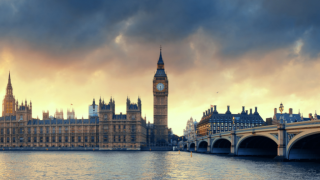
189;143;196;152
236;134;278;156
287;130;320;160
183;144;188;151
197;140;208;152
211;138;231;154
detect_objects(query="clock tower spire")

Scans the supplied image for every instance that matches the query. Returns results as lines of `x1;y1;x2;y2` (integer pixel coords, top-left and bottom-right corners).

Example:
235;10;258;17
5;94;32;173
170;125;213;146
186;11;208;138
153;48;169;145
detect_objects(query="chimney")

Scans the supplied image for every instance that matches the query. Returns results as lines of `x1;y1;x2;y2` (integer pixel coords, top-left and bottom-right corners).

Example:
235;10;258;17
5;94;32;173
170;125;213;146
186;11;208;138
211;107;213;113
206;111;208;116
227;106;230;111
274;108;277;115
289;108;292;115
203;112;205;116
250;108;252;115
214;105;217;111
255;107;257;113
309;113;313;120
242;106;245;112
246;110;248;114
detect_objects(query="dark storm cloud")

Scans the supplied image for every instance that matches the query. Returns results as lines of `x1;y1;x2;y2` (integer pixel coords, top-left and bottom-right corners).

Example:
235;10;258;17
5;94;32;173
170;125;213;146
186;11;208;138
0;0;320;57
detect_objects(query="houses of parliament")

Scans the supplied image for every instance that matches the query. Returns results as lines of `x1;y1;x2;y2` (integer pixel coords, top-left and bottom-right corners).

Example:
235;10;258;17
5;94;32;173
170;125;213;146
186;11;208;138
0;50;171;150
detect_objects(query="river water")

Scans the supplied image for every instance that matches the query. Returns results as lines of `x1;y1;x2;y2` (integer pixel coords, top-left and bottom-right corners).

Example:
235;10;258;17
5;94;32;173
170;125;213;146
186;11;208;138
0;151;319;179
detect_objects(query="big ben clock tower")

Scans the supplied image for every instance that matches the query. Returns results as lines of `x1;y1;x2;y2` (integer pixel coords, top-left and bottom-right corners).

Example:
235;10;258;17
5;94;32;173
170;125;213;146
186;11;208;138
153;48;169;144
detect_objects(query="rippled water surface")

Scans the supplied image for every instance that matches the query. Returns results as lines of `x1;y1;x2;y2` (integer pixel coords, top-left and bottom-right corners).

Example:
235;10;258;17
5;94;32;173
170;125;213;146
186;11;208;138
0;151;320;179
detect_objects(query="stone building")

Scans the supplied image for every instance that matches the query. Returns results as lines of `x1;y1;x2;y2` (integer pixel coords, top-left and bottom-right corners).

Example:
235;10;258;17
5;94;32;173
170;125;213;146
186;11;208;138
197;105;265;136
272;105;315;123
98;97;147;150
0;73;146;149
183;117;197;141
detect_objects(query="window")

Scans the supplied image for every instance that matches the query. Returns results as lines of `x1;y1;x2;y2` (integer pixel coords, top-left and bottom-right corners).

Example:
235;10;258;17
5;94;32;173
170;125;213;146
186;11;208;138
40;127;43;134
20;137;23;142
46;127;49;134
7;128;9;134
103;125;108;133
28;137;31;142
20;128;23;134
46;137;49;142
34;127;37;134
78;136;81;142
97;136;99;142
52;136;56;142
113;136;116;142
0;129;2;134
124;135;126;142
52;127;55;133
7;137;9;143
28;128;31;134
40;137;43;143
72;136;75;142
131;135;135;142
65;136;68;142
13;128;15;134
65;127;68;133
34;137;37;142
0;137;3;143
59;127;61;133
71;126;75;133
131;125;136;132
91;136;94;142
59;136;62;142
103;135;108;142
85;136;88;142
13;137;15;143
113;125;116;132
123;125;126;129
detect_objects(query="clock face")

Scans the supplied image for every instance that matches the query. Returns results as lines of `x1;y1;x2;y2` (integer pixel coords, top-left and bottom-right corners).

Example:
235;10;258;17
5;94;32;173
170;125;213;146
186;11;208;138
157;83;164;91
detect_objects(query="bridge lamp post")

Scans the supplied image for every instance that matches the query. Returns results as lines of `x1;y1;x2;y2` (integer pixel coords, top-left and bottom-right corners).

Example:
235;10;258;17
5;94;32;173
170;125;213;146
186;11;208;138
279;103;284;114
232;117;235;130
279;103;284;124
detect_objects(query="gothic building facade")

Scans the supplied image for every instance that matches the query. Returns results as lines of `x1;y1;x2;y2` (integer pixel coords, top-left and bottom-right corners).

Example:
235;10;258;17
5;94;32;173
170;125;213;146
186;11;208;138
0;72;147;149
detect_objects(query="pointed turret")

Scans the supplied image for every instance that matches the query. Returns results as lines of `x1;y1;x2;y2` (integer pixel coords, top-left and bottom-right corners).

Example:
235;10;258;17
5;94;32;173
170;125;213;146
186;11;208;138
154;48;167;77
6;72;13;95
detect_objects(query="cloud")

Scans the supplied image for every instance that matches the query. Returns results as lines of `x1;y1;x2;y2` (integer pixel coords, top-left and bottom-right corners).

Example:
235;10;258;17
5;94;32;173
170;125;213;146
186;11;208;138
0;0;319;58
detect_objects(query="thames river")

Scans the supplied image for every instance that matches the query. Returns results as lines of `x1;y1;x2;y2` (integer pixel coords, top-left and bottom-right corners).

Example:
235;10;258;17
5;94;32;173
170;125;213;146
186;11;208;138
0;151;319;179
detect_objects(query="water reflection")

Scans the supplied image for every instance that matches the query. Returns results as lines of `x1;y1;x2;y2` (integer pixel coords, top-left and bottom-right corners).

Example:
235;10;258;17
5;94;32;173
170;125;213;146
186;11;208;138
0;151;319;179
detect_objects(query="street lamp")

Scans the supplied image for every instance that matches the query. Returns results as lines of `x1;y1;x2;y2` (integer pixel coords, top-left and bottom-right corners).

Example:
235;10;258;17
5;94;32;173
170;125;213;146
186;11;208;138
232;117;235;130
279;103;284;114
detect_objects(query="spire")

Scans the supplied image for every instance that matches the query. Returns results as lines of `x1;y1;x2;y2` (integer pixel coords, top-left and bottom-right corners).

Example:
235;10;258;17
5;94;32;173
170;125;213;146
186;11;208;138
157;46;164;65
6;71;13;95
8;71;11;84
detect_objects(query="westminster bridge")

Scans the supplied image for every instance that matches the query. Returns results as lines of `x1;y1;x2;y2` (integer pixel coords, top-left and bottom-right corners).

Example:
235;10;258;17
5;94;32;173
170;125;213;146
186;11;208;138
179;120;320;160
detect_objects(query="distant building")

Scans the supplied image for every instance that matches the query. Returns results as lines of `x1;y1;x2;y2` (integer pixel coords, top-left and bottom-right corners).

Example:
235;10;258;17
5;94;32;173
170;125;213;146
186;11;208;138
197;105;265;137
89;99;99;117
55;109;63;119
272;107;313;123
183;117;197;141
67;109;75;119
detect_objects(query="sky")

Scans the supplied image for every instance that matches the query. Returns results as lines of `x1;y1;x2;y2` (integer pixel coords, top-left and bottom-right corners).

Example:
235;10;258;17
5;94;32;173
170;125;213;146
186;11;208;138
0;0;320;136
